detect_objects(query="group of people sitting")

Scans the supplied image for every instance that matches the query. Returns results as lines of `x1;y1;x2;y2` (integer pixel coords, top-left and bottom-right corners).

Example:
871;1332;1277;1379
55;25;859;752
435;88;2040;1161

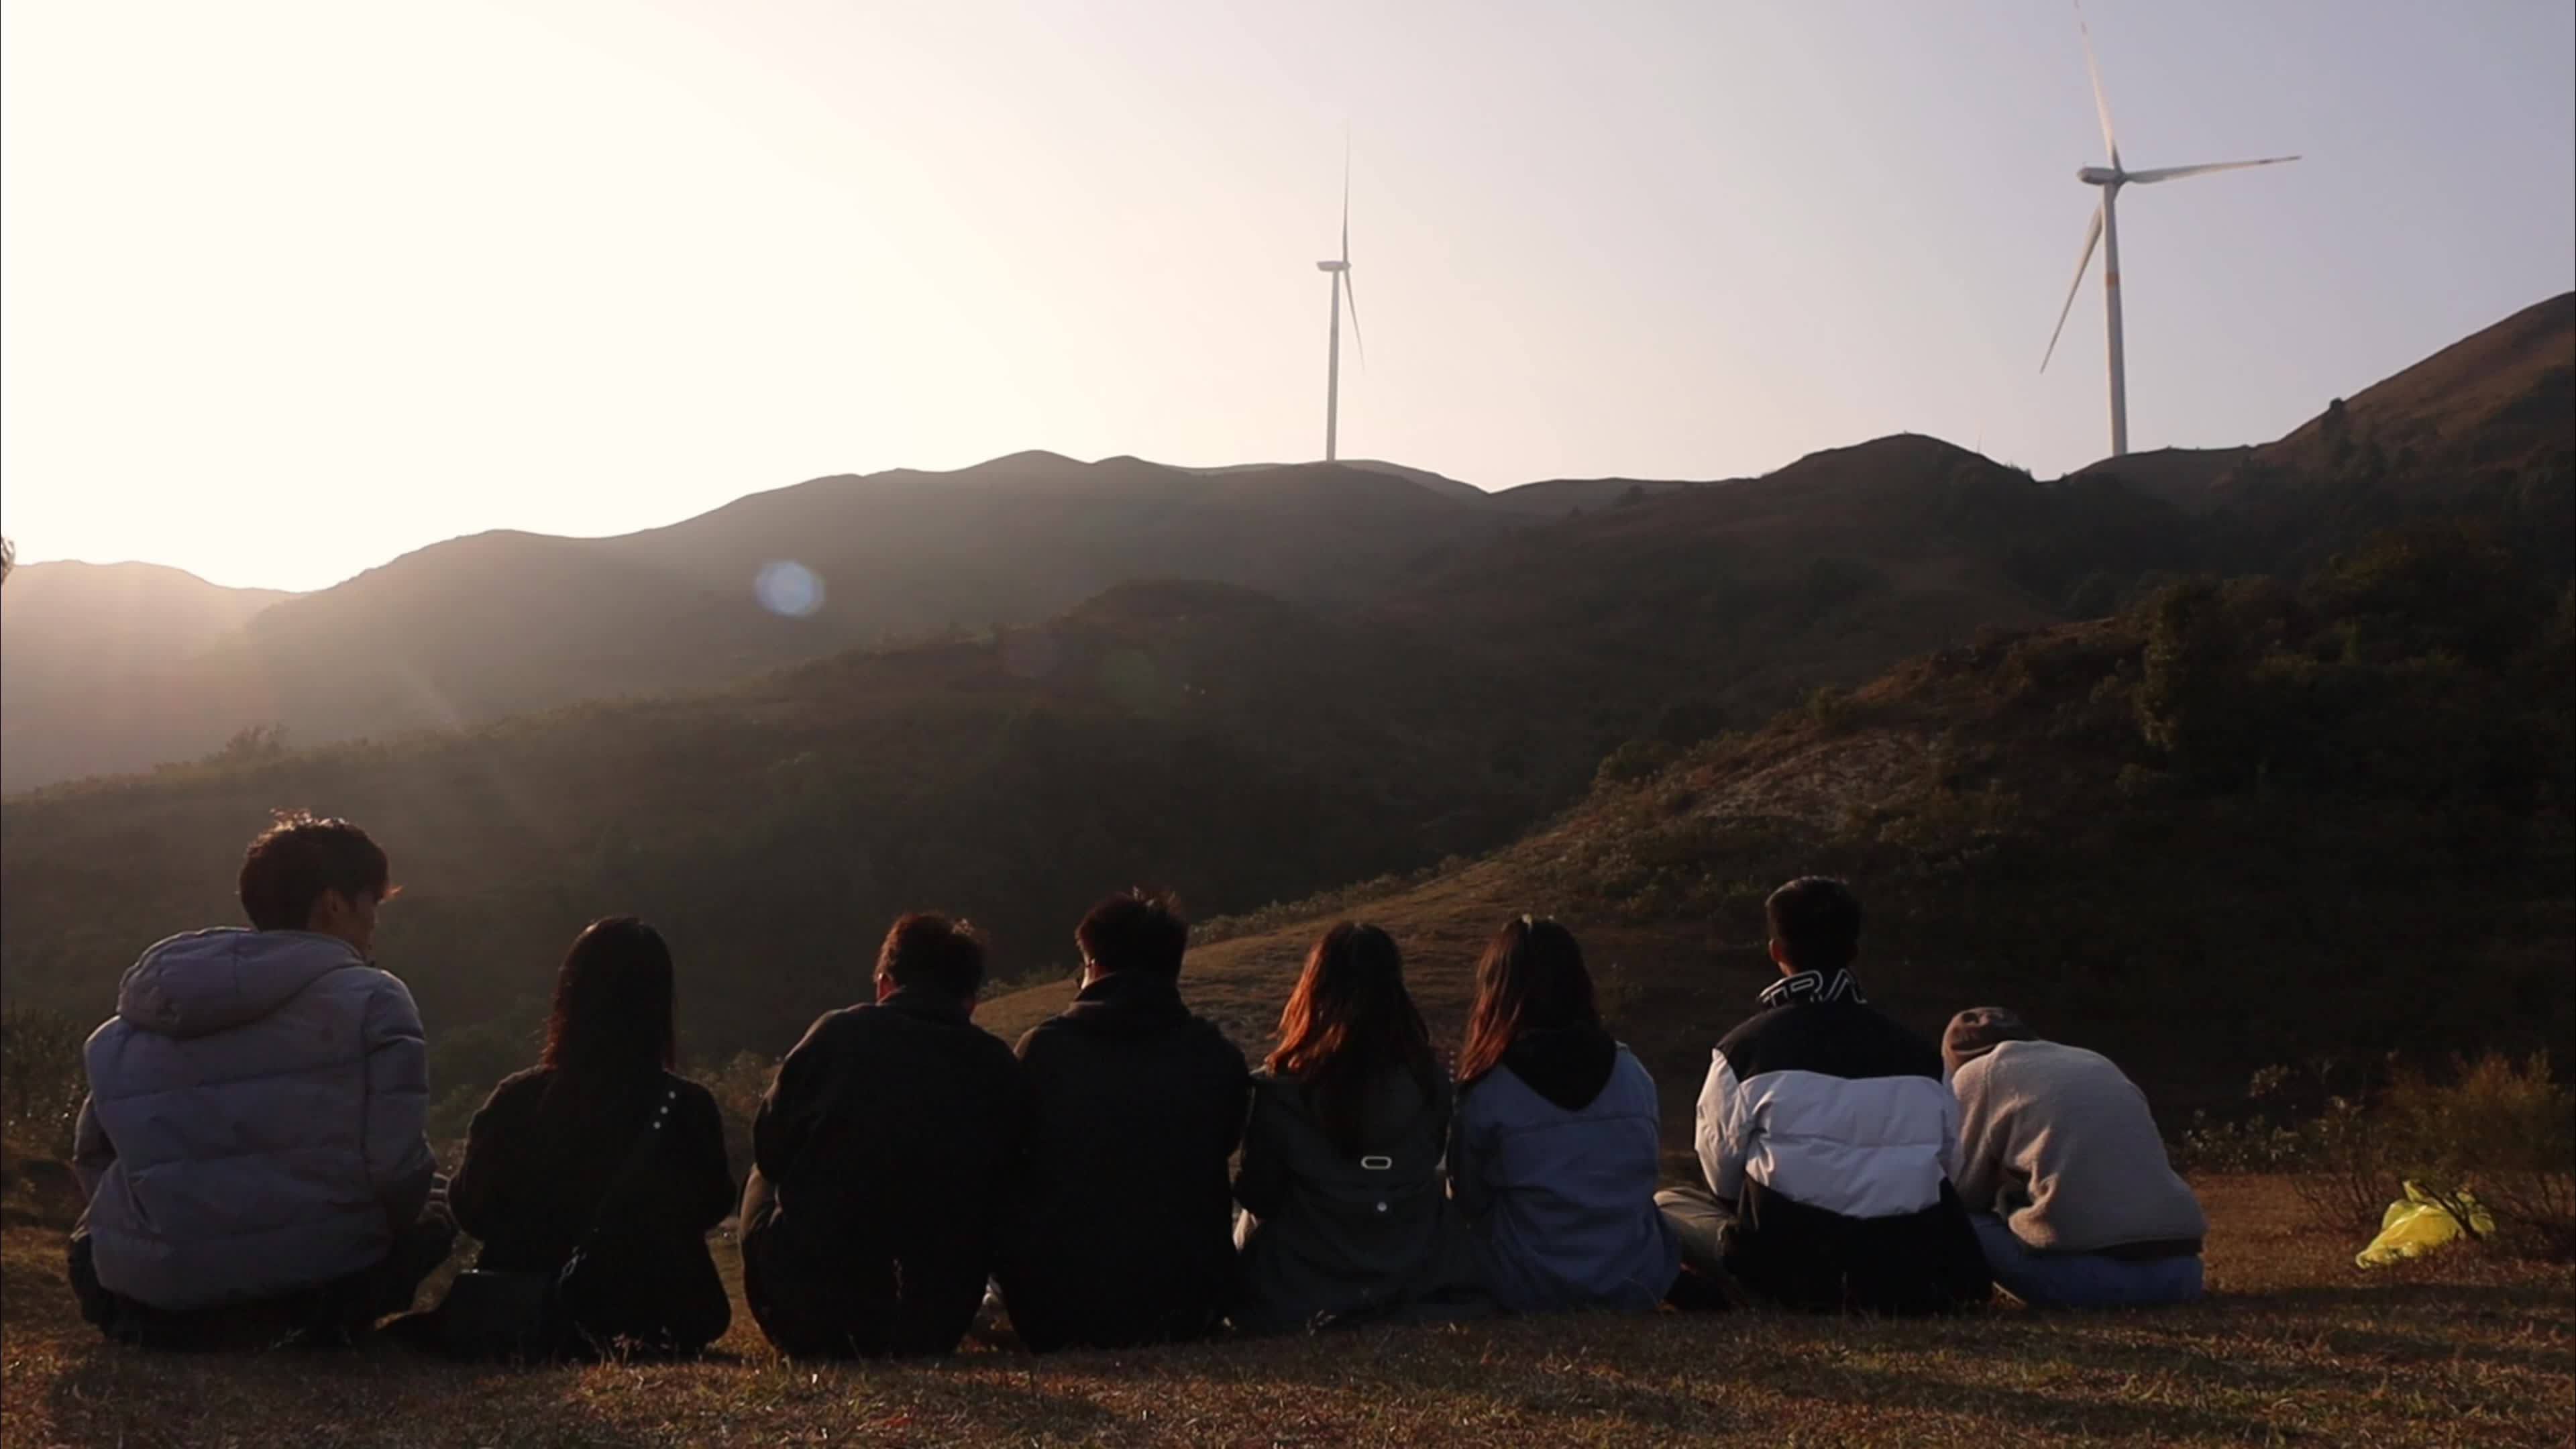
64;812;2208;1358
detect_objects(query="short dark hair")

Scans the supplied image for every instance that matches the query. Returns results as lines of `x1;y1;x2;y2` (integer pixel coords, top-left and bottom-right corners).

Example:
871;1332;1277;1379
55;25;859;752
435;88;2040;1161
1765;876;1863;973
239;811;392;932
1075;888;1188;979
877;912;987;1000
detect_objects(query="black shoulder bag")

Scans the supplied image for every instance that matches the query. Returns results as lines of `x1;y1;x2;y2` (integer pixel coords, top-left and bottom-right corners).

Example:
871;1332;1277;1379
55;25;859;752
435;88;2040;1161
437;1083;680;1360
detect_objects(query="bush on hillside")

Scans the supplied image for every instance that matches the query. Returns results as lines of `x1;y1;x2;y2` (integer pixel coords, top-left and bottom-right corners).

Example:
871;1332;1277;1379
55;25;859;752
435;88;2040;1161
2174;1054;2576;1259
2384;1053;2576;1259
2174;1063;2398;1240
0;1007;89;1160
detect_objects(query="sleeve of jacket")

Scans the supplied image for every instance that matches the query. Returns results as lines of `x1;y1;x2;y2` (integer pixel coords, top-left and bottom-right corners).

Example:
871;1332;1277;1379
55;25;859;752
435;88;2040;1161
1231;1084;1290;1220
1446;1082;1495;1222
1948;1057;2002;1212
1695;1051;1750;1208
752;1015;832;1185
445;1079;521;1243
361;975;436;1229
1214;1036;1253;1161
679;1083;738;1234
72;1093;113;1200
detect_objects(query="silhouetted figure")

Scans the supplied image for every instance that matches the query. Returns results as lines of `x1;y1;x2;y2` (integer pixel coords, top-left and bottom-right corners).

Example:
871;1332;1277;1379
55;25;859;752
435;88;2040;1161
1232;922;1487;1334
1450;916;1679;1312
1657;877;1990;1313
446;918;734;1356
996;890;1251;1351
739;913;1026;1357
66;812;455;1348
1943;1007;2206;1307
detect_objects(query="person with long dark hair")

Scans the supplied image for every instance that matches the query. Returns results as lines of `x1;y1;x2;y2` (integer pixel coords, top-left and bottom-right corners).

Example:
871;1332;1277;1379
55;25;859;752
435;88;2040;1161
1232;923;1486;1333
1448;916;1678;1312
445;917;735;1355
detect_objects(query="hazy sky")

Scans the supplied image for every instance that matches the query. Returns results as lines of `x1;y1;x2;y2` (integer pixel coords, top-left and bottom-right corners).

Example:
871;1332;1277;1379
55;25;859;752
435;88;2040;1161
5;1;2571;592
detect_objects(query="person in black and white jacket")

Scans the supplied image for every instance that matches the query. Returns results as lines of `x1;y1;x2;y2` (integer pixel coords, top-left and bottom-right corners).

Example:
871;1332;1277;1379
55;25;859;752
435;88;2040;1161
1656;877;1990;1313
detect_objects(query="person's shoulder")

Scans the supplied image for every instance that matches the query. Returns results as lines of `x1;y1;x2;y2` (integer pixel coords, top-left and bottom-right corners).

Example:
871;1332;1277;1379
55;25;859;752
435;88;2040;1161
325;959;420;1008
1713;1002;1800;1063
1719;1000;1937;1080
476;1065;553;1116
1609;1042;1657;1088
1186;1012;1250;1071
1989;1038;2119;1085
1246;1066;1302;1102
1012;1007;1075;1055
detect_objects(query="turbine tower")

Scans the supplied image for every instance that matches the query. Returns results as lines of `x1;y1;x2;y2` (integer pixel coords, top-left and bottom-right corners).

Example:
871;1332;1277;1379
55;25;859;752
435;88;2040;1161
1318;157;1364;462
2041;5;2298;458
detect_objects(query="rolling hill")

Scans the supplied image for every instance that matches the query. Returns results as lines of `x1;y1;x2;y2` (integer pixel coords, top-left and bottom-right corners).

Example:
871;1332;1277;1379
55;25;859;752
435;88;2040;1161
0;562;297;785
1379;434;2200;756
1;292;2567;1128
0;455;1513;791
983;531;2576;1124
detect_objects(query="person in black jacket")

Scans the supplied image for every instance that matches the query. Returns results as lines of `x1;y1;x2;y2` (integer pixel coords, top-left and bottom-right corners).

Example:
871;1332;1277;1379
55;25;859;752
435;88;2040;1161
738;913;1026;1358
996;889;1252;1352
447;918;735;1355
1655;877;1990;1313
1232;922;1486;1334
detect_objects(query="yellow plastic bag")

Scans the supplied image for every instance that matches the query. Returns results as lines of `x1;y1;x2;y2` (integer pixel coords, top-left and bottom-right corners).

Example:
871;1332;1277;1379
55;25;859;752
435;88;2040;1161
2355;1181;2496;1268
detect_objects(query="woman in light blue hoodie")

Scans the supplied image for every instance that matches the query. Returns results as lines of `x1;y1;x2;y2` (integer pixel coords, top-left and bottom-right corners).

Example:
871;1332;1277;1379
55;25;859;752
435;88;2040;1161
1448;916;1679;1312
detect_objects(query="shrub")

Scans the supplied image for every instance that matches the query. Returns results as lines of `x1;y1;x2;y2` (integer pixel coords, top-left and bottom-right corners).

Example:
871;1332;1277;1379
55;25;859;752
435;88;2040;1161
2383;1053;2576;1259
698;1051;778;1189
0;1006;91;1159
2171;1062;2396;1238
1595;739;1677;789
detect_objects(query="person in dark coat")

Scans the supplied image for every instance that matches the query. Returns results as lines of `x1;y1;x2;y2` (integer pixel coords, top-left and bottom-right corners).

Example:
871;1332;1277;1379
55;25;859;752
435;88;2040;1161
738;913;1027;1358
446;918;735;1356
1232;922;1487;1335
996;890;1252;1352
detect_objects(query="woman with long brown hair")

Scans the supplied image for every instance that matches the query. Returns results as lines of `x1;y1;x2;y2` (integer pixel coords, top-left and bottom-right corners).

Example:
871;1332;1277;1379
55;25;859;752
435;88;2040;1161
1448;915;1678;1311
444;917;735;1356
1231;922;1487;1332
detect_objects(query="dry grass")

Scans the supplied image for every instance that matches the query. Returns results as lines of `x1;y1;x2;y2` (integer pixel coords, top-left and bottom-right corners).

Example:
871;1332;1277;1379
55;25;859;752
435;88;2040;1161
3;1178;2568;1448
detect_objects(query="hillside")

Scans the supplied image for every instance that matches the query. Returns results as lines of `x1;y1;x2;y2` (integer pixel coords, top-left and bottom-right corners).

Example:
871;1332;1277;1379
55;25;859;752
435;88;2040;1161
3;295;2569;1128
0;562;294;782
0;454;1513;791
1485;476;1702;517
1379;435;2199;754
2201;292;2576;578
0;580;1552;1068
987;527;2576;1122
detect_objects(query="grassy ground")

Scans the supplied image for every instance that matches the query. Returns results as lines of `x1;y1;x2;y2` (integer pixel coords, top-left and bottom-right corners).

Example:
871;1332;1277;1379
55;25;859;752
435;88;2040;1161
1;1177;2567;1448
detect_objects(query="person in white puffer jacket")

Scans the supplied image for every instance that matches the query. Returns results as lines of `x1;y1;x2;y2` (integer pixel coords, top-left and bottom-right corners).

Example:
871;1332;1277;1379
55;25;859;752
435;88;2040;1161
67;812;453;1348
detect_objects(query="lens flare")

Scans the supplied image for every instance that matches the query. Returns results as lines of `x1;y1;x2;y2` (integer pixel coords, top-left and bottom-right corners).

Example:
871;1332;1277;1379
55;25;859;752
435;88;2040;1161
753;560;824;618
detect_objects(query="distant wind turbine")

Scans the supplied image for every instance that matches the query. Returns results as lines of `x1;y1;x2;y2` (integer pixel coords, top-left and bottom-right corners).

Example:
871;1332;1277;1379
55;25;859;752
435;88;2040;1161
2041;5;2298;458
1317;154;1364;463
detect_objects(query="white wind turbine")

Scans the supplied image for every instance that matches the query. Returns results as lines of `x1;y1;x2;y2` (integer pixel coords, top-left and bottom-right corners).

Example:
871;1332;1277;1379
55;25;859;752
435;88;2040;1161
1317;157;1364;462
2041;6;2299;458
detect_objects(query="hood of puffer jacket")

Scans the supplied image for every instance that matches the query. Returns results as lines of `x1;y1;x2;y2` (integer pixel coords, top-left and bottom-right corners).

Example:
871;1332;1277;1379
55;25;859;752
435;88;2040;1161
114;928;365;1040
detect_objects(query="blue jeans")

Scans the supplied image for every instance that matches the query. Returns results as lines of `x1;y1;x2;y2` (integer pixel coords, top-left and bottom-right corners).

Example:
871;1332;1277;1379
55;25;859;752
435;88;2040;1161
1971;1214;2201;1308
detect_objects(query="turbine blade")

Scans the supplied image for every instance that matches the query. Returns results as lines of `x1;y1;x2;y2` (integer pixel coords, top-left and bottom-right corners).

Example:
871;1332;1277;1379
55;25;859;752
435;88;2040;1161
2076;1;2118;167
1342;269;1364;366
2126;156;2301;184
1340;139;1351;264
2041;205;2104;374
